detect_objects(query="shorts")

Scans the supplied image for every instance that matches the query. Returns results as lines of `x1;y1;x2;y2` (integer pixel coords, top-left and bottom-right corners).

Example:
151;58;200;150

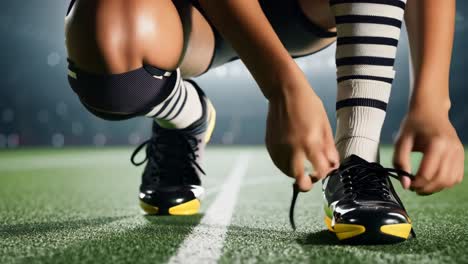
190;0;337;70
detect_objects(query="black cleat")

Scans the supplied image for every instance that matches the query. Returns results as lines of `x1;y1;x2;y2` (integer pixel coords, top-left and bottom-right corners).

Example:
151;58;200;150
131;80;216;215
321;155;415;244
288;155;415;244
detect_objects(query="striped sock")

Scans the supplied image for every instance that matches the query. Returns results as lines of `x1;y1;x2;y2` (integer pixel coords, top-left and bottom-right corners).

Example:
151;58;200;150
330;0;407;162
145;69;203;129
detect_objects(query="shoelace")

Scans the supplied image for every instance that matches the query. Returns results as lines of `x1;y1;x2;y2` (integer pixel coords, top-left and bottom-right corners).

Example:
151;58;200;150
131;130;205;186
337;162;413;200
289;162;415;238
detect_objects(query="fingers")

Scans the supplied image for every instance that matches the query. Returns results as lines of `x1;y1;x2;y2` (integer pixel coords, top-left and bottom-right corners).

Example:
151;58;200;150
455;146;465;185
415;151;451;195
299;125;339;183
290;151;313;192
454;144;465;185
393;136;413;189
306;148;331;181
325;148;340;171
415;145;465;195
447;150;463;188
411;143;442;193
400;176;412;190
324;126;340;169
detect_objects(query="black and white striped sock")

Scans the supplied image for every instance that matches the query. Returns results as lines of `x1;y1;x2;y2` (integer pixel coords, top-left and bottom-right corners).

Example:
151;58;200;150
146;69;203;129
330;0;407;162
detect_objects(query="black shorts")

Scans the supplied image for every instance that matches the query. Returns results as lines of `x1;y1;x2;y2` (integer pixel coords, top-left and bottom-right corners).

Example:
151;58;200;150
190;0;337;71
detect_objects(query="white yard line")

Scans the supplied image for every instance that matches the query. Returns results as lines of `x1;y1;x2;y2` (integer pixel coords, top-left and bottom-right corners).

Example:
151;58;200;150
168;153;250;264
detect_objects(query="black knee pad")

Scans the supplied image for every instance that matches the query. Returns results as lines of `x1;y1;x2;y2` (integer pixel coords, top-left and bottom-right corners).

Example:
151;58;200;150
67;60;178;121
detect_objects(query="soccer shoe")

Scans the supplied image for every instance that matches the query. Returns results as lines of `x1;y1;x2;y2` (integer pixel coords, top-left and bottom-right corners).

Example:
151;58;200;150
131;80;216;215
321;155;415;244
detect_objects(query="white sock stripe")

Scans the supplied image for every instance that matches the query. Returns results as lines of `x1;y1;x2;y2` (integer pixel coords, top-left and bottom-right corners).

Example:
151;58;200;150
337;23;402;39
165;81;187;120
145;105;162;118
154;78;183;118
332;3;405;20
143;68;204;129
164;72;182;101
145;84;181;117
171;81;204;129
336;44;397;59
337;65;395;78
145;69;182;117
337;80;391;102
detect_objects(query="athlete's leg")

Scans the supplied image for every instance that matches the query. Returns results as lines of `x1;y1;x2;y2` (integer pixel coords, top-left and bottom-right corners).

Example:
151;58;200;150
329;0;407;162
66;0;183;74
294;0;407;162
295;1;414;244
66;0;214;127
65;0;217;215
173;0;216;77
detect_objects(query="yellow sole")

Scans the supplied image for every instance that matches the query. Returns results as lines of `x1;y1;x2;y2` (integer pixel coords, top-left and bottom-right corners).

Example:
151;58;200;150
140;199;201;216
380;223;412;239
324;216;412;241
325;216;366;240
140;200;159;215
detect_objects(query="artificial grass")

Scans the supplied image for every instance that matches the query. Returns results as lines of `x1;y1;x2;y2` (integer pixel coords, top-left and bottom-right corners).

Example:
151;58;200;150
0;146;467;264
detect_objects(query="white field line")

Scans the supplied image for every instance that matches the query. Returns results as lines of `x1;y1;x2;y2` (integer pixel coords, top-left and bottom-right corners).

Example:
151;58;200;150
168;153;250;264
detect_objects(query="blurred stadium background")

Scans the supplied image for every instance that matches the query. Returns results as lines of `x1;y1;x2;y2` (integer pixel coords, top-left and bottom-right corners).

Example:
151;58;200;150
0;1;467;148
1;2;468;264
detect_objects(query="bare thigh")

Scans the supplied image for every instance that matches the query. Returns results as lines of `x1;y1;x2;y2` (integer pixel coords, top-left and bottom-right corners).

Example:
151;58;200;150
65;0;214;76
179;0;337;73
172;0;216;77
295;0;336;56
65;0;335;77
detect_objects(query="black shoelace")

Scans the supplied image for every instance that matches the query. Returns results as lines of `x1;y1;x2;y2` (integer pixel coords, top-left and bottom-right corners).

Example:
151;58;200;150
336;162;413;200
289;162;415;238
131;130;205;186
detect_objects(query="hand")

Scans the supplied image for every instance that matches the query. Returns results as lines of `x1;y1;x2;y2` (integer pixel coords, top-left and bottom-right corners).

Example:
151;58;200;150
265;81;339;192
393;109;464;195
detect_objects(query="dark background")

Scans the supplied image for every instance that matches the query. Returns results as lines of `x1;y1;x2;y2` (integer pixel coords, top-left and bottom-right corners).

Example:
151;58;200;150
0;1;466;148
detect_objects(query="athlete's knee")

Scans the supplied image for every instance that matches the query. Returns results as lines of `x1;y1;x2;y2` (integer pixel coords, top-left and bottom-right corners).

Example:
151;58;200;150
68;61;181;121
65;0;185;121
65;0;184;74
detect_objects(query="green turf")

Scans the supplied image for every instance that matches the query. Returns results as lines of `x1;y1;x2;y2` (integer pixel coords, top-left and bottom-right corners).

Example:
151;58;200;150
1;146;467;264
